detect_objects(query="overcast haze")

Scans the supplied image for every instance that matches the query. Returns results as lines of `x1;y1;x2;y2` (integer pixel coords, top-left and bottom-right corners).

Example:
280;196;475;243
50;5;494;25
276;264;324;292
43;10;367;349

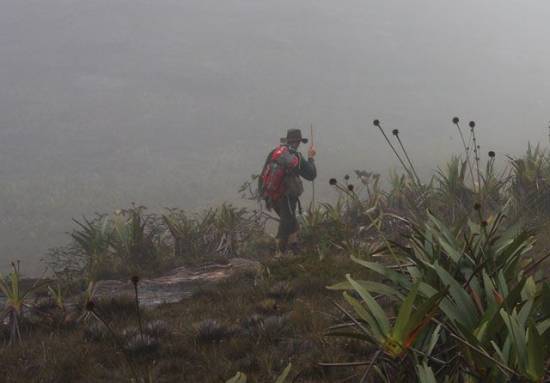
1;0;550;274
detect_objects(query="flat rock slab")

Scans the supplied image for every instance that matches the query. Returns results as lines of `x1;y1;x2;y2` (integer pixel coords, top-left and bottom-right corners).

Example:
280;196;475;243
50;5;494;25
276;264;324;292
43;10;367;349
94;258;261;307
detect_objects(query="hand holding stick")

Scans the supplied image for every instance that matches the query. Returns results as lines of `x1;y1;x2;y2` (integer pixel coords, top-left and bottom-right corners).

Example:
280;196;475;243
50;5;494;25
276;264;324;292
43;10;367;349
308;125;316;159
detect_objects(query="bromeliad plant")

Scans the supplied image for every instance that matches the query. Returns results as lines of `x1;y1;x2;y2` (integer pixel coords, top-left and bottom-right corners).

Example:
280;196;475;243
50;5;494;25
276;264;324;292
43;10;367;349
509;143;550;216
329;204;550;382
0;262;44;345
329;278;447;359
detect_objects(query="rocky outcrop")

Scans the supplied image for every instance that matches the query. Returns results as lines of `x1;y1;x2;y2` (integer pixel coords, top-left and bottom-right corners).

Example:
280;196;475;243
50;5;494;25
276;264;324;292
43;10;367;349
93;258;261;306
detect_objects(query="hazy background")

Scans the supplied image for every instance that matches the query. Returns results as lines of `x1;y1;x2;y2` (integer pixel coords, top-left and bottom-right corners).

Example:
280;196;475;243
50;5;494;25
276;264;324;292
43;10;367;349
1;0;550;275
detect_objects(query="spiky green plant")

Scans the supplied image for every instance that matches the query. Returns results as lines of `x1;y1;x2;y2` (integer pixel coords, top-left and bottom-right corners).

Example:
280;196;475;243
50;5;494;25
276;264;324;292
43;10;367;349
0;262;43;344
110;205;158;270
78;280;97;322
329;278;447;359
162;208;201;258
435;156;474;221
214;203;249;257
509;143;550;215
329;206;550;382
71;214;113;278
47;283;65;312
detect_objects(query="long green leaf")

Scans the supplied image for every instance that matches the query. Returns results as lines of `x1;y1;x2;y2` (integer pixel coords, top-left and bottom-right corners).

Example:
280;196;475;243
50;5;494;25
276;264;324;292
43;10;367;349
347;274;390;336
226;372;247;383
433;263;478;329
536;318;550;335
416;362;437;383
526;324;544;381
343;292;384;342
274;363;292;383
328;280;405;301
350;256;412;290
392;283;419;341
500;309;527;369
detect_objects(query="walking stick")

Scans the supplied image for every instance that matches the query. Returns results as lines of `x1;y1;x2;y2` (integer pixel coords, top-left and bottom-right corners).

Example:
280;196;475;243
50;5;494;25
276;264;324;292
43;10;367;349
310;124;316;211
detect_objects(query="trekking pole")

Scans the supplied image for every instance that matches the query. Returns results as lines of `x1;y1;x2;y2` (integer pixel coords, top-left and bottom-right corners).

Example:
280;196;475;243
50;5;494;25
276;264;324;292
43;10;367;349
310;124;316;212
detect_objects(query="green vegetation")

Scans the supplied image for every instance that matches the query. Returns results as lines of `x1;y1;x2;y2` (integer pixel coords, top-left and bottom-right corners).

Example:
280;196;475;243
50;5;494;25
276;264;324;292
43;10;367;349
1;117;550;382
46;203;270;282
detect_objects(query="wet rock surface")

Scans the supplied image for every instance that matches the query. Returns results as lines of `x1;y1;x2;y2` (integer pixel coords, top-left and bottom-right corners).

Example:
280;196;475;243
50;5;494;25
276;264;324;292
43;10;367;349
0;258;261;309
93;258;260;306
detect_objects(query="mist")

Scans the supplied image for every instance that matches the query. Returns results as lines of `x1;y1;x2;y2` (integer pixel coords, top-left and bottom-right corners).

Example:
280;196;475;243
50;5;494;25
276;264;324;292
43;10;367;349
1;0;550;274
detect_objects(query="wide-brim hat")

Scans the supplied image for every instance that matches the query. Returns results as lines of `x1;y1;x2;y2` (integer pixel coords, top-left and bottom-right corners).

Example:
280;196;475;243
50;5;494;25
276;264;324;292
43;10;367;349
280;129;308;144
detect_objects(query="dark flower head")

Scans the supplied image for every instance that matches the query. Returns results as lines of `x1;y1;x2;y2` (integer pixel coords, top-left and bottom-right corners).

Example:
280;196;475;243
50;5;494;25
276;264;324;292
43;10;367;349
488;151;496;158
347;184;355;192
469;121;476;128
85;300;95;312
392;129;399;136
481;220;488;227
452;117;459;124
344;174;350;181
373;119;380;127
329;178;338;186
473;202;481;211
131;275;140;286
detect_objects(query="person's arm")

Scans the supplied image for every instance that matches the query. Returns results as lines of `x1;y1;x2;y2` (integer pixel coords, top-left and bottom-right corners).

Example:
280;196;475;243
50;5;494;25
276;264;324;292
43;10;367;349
299;153;317;181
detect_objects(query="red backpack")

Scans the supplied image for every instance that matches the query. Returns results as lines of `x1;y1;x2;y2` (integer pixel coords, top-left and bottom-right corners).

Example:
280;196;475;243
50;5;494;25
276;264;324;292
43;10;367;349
260;145;300;205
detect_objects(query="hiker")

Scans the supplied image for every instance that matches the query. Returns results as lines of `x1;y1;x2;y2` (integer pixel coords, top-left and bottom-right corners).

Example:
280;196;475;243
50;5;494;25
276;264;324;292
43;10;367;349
259;129;317;254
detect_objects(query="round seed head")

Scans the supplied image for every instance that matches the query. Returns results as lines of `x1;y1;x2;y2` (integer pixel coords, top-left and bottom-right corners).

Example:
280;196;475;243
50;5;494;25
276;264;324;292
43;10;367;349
373;119;380;127
329;178;338;186
347;184;355;192
488;150;496;158
469;121;476;128
452;117;459;124
344;174;350;181
131;275;140;286
392;129;399;136
473;202;481;211
481;220;488;227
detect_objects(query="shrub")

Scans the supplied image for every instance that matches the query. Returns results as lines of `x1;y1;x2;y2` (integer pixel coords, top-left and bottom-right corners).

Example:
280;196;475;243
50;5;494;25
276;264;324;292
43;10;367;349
328;206;550;382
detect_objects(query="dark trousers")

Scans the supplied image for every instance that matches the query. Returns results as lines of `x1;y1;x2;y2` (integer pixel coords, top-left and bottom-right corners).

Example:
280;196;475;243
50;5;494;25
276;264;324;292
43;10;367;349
273;196;298;243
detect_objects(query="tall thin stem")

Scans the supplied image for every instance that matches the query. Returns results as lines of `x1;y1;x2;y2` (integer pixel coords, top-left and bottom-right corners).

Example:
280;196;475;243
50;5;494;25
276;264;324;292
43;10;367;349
394;133;421;186
309;124;316;212
133;283;144;341
453;118;476;190
373;120;416;184
91;310;139;382
470;122;483;201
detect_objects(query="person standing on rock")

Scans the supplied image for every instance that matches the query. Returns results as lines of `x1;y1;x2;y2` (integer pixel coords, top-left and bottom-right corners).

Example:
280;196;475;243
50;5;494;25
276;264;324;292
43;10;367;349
259;129;317;255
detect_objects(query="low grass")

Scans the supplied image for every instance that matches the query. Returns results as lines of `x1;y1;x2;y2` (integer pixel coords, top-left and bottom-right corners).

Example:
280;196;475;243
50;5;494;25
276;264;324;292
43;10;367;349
0;253;378;383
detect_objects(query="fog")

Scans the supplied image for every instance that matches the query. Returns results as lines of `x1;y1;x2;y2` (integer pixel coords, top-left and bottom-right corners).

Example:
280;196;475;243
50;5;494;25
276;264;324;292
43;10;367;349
1;0;550;274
